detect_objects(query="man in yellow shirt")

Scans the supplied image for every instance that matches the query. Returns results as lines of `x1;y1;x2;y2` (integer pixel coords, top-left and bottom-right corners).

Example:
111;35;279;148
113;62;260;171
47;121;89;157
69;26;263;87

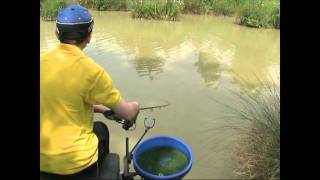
40;4;139;178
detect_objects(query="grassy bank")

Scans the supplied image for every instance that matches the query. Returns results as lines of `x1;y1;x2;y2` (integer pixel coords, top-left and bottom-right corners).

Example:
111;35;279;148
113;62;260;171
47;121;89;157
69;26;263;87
77;0;130;11
237;0;280;28
182;0;279;28
182;0;237;16
221;79;280;179
40;0;130;21
40;0;279;27
130;0;181;21
128;0;279;28
40;0;67;21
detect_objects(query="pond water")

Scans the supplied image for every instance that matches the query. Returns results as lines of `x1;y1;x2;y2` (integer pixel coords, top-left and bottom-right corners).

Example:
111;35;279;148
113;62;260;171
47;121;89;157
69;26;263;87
40;11;279;179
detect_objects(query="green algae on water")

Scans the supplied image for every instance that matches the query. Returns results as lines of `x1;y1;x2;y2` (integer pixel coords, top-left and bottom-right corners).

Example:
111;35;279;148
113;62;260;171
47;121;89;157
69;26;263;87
137;146;189;176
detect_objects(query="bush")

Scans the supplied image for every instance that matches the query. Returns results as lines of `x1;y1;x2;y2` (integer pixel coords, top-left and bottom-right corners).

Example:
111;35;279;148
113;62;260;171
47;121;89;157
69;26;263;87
41;0;67;21
220;78;280;179
237;0;280;28
109;0;130;11
208;0;236;16
78;0;130;11
182;0;236;16
130;0;181;21
182;0;208;14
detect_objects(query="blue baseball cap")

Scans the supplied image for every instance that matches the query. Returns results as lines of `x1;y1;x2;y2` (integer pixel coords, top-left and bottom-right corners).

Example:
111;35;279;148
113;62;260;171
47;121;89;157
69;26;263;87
56;4;93;25
56;4;94;43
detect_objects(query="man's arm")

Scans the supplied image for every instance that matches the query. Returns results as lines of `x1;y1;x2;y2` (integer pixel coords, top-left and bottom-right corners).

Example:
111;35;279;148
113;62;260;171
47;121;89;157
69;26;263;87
94;99;139;123
93;104;109;113
111;99;139;122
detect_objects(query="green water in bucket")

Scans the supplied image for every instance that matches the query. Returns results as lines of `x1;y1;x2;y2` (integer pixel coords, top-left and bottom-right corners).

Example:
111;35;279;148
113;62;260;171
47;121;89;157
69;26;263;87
137;146;189;176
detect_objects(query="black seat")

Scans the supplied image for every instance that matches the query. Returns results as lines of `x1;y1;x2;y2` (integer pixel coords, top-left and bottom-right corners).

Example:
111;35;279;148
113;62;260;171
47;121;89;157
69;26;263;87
40;153;121;180
99;153;120;179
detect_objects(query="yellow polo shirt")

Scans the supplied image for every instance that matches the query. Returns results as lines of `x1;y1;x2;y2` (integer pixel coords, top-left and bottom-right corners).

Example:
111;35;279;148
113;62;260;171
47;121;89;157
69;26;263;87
40;43;121;175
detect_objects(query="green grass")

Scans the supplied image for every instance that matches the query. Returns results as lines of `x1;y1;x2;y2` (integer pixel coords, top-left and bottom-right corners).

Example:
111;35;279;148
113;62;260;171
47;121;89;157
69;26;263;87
237;0;280;29
208;0;237;16
221;78;280;179
40;0;68;21
182;0;208;14
77;0;130;11
130;0;182;21
182;0;236;16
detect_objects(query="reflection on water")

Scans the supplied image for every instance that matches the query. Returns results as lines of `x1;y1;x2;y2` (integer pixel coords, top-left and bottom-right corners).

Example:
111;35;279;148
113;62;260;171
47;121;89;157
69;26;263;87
133;56;164;80
195;52;223;87
40;11;279;179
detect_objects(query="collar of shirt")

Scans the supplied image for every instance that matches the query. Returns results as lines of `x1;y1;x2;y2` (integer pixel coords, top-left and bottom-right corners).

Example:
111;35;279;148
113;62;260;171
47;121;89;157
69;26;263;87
57;43;85;56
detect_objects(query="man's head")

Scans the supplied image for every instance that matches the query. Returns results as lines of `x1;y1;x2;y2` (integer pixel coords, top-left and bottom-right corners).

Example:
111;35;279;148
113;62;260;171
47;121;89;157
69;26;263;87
56;4;93;48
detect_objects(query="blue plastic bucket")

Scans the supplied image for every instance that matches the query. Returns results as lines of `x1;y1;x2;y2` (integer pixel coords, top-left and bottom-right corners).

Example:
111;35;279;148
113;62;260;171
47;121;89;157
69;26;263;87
133;136;193;180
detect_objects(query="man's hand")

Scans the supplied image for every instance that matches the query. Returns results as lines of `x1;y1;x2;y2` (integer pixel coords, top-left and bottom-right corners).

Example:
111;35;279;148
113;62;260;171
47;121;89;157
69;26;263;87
102;110;122;122
102;110;115;119
94;99;140;128
102;110;134;130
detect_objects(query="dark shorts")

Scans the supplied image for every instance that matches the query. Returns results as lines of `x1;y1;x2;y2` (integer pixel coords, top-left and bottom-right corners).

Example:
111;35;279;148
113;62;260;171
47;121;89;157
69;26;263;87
94;121;110;165
40;121;110;179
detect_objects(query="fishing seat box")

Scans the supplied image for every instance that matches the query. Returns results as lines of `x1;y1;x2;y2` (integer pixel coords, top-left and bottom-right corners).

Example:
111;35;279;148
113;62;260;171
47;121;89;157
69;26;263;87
40;153;120;180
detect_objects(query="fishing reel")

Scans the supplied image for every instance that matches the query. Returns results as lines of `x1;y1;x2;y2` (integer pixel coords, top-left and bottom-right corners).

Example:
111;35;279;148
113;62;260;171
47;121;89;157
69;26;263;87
103;110;135;130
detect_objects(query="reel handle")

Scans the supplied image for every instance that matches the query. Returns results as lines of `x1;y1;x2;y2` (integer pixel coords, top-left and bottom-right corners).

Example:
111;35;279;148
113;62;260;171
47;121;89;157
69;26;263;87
103;110;134;130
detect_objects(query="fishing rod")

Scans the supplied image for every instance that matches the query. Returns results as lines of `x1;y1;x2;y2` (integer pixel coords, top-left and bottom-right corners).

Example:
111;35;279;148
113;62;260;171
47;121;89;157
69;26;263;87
103;102;170;130
139;102;170;111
